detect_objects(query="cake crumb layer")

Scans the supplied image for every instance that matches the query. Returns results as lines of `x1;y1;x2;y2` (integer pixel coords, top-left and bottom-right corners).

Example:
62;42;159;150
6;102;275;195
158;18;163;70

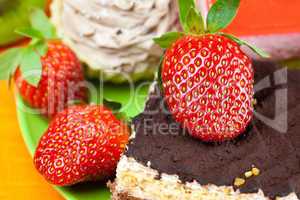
112;156;298;200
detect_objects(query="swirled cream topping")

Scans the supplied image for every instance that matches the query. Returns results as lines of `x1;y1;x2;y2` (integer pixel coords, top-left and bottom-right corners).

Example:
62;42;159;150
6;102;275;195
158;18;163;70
51;0;178;81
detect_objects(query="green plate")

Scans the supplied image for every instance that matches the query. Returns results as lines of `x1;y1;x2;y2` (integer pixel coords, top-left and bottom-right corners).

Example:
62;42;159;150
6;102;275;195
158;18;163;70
16;81;151;200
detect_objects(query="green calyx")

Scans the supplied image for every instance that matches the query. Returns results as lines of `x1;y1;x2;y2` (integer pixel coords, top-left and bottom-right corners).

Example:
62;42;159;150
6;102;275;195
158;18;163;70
154;0;269;58
0;8;57;86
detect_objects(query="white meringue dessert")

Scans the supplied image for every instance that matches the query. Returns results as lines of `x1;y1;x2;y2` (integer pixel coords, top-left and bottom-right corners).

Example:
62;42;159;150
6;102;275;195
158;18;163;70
50;0;178;82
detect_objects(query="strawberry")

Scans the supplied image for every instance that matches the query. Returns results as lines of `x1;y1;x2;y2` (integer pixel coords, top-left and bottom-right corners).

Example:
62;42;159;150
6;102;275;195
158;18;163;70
34;105;130;186
162;34;254;141
14;41;87;118
154;0;269;142
0;9;87;118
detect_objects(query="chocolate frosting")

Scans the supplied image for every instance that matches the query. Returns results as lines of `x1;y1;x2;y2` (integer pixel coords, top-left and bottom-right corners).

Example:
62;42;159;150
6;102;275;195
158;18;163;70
126;61;300;199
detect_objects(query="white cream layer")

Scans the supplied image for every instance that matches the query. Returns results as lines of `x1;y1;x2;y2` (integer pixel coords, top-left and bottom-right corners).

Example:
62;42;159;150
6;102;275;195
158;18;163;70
51;0;178;81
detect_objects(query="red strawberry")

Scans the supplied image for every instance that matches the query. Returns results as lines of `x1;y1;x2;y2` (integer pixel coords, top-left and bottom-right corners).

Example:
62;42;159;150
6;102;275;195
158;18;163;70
0;9;87;118
34;105;130;186
162;34;254;141
155;0;268;142
14;40;87;118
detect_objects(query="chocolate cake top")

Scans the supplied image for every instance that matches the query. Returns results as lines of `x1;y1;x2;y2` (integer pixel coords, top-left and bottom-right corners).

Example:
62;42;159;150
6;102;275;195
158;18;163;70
126;61;300;199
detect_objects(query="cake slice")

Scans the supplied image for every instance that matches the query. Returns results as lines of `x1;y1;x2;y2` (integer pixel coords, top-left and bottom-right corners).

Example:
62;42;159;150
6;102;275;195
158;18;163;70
110;61;300;200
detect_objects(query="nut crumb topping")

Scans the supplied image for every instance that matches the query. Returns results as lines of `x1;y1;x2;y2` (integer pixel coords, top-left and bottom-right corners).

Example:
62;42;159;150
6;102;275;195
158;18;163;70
252;167;260;176
244;171;253;178
234;178;246;187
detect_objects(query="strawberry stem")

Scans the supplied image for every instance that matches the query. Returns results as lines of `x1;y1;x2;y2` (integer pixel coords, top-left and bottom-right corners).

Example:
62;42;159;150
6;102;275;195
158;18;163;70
154;0;269;58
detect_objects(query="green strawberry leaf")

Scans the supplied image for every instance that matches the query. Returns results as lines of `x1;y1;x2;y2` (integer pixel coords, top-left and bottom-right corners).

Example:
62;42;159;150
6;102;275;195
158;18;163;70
207;0;240;33
32;40;48;56
15;27;44;40
0;48;23;80
0;9;51;86
185;7;205;34
19;47;43;86
178;0;196;30
240;40;270;58
30;8;56;39
221;33;270;58
154;32;184;49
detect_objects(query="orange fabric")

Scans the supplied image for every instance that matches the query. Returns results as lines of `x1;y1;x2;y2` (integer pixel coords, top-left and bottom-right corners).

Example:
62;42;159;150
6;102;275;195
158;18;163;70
226;0;300;35
215;0;300;35
0;81;63;200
